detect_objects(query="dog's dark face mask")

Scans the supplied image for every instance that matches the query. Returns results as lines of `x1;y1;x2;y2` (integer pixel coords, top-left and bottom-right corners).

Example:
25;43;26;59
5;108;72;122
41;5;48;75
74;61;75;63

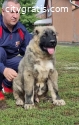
39;29;57;54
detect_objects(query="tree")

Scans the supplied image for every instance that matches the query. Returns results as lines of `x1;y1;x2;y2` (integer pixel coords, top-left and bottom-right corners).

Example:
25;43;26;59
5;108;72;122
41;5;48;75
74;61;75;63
19;0;38;32
0;0;4;13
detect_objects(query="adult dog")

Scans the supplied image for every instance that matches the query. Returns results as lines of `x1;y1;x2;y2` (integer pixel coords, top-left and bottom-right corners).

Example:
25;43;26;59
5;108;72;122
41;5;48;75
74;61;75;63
13;26;66;109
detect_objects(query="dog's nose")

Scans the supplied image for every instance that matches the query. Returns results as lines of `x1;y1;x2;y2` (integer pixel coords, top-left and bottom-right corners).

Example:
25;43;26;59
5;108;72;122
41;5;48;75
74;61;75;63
50;40;55;43
50;40;55;45
50;40;56;47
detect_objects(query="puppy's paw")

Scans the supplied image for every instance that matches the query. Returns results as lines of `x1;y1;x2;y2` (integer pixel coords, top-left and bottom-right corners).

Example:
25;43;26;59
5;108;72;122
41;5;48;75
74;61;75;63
24;104;35;110
16;99;24;106
53;99;66;106
34;97;39;103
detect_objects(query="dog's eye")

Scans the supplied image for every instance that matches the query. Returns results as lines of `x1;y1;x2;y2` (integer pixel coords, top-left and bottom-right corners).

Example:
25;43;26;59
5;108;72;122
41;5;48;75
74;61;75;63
53;33;56;36
51;31;56;36
42;34;46;38
42;32;48;38
45;32;48;36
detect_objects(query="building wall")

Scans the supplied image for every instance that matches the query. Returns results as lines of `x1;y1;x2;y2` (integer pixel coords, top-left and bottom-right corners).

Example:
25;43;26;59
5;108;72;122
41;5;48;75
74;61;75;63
72;8;79;42
52;0;73;42
35;0;79;42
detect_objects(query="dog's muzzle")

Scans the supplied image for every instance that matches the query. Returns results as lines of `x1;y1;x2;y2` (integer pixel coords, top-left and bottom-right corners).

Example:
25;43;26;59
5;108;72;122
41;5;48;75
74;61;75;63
43;40;57;54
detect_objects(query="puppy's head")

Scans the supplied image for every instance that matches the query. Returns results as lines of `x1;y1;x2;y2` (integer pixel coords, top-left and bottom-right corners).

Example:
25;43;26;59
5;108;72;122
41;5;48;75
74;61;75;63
33;26;58;55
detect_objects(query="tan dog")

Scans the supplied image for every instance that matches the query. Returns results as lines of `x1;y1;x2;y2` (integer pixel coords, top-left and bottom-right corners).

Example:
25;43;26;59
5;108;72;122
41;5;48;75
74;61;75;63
13;26;66;109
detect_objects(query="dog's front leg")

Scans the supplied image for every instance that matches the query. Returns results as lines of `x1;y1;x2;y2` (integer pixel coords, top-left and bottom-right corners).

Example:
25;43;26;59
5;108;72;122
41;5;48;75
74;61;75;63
47;70;66;106
24;87;35;110
23;72;35;109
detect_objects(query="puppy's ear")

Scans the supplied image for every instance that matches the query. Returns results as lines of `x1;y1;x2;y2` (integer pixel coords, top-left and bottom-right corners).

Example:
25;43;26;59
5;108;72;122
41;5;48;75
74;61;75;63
33;29;39;36
35;30;39;35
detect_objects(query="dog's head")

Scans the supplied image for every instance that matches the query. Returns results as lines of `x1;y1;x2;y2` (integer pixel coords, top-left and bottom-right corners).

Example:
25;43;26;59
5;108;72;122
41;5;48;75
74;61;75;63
33;26;58;55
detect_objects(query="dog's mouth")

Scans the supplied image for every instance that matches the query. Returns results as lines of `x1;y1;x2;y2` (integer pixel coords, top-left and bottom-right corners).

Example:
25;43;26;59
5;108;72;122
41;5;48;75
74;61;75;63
43;47;55;54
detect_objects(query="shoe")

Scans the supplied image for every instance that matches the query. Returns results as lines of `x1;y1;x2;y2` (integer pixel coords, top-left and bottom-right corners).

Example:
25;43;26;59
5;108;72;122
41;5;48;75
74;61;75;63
2;83;13;94
0;91;5;100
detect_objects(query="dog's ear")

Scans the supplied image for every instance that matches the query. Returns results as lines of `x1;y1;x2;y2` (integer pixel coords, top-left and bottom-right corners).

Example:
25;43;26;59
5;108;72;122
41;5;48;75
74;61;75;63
33;29;39;36
35;30;39;35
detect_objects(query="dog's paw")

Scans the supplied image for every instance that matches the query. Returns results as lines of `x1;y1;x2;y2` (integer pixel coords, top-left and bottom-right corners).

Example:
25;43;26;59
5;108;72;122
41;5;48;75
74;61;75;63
16;99;24;106
24;104;35;110
53;99;66;106
34;97;39;103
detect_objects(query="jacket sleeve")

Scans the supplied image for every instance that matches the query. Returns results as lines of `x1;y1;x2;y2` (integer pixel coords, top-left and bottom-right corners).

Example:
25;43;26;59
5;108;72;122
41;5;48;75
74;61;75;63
0;63;6;74
0;39;6;73
19;29;32;56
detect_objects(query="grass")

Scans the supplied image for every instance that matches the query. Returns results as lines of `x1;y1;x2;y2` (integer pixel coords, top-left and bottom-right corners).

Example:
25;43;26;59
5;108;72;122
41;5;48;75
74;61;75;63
0;45;79;125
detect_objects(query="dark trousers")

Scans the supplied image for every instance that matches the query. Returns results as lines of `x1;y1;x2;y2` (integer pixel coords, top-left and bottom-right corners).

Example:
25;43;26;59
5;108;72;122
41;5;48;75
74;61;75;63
0;47;22;91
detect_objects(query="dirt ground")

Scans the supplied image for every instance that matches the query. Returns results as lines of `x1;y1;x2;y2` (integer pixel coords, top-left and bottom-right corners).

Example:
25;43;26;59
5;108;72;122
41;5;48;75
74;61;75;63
0;100;9;110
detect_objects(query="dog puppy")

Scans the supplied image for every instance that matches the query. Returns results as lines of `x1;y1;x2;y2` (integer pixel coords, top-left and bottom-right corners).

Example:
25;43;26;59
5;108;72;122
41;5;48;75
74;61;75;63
13;26;66;109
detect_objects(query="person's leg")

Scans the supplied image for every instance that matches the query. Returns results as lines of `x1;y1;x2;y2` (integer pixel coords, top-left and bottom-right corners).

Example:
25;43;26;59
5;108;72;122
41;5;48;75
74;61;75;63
0;47;7;100
0;47;7;90
3;56;22;88
0;47;22;94
0;73;3;91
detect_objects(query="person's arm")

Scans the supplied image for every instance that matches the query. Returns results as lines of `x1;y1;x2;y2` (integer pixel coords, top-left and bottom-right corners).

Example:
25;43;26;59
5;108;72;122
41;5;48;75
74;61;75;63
0;62;17;81
3;68;17;81
19;30;32;56
0;63;6;74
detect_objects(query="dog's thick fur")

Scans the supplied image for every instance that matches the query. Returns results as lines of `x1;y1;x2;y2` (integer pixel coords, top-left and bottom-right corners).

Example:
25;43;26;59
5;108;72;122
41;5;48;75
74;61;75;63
13;26;66;109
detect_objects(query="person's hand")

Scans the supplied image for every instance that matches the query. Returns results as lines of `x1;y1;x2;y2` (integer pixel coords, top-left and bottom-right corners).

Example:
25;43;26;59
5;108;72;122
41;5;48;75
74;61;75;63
3;68;17;81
